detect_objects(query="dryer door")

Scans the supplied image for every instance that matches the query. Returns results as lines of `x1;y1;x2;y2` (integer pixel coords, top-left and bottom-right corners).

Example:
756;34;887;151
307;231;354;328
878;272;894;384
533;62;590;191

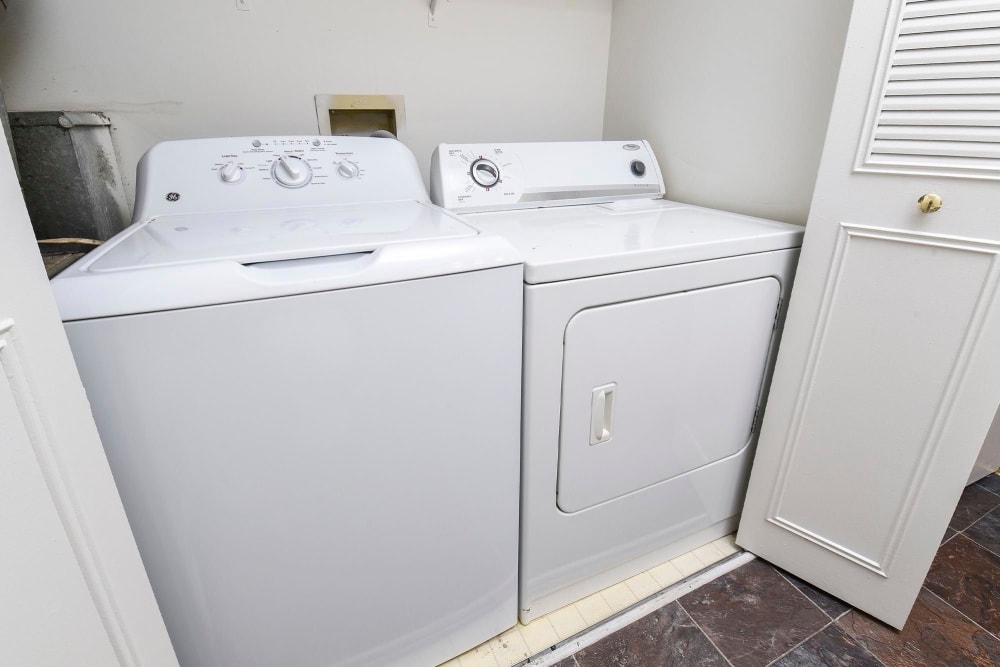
557;277;781;513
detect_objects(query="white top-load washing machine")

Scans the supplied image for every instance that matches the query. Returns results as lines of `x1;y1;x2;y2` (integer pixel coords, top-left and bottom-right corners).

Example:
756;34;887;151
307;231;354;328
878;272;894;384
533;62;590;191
431;141;805;623
52;136;523;667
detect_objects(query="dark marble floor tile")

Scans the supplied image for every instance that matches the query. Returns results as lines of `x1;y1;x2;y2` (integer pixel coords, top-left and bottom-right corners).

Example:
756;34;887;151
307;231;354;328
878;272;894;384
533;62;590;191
770;624;883;667
779;569;853;620
552;658;577;667
974;472;1000;495
949;484;1000;531
679;559;827;667
837;588;1000;667
923;534;1000;635
571;601;726;667
965;506;1000;556
942;527;958;545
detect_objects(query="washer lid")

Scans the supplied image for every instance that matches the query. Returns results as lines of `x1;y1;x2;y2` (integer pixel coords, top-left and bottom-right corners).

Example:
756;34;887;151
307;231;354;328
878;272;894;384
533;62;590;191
467;199;805;284
87;200;475;272
53;200;521;321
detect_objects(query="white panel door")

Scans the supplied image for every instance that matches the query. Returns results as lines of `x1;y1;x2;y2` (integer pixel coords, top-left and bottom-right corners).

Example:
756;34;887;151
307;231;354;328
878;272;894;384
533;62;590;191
738;0;1000;629
0;133;178;663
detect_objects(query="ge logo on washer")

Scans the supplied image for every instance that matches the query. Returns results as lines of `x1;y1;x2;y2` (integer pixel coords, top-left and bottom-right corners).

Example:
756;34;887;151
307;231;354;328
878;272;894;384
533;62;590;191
166;192;181;202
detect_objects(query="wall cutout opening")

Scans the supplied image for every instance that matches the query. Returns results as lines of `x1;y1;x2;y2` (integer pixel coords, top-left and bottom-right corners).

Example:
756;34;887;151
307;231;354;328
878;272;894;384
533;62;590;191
315;95;406;139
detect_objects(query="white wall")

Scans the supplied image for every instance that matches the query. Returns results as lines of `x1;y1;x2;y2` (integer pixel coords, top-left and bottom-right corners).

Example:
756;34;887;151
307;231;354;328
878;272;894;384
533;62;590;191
0;0;612;204
604;1;853;225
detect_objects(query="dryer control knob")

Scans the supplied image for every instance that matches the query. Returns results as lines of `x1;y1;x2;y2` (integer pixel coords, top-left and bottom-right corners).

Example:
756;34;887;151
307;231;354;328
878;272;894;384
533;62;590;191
337;160;360;179
219;161;244;184
271;155;312;188
470;158;501;188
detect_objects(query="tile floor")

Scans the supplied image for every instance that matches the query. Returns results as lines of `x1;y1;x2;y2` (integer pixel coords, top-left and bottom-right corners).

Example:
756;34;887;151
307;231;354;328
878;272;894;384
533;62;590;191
553;471;1000;667
440;535;741;667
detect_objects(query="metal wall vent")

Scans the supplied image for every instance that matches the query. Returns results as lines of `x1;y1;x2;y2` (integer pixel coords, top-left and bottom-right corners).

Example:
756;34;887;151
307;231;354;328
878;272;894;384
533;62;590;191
10;111;130;241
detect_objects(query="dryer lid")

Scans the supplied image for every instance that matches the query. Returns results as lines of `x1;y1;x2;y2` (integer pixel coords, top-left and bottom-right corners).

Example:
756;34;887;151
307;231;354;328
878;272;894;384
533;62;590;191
86;200;475;272
467;199;805;284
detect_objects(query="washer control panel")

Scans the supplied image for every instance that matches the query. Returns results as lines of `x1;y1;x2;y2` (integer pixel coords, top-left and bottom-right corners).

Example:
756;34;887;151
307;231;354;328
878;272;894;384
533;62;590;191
430;140;665;213
133;136;427;223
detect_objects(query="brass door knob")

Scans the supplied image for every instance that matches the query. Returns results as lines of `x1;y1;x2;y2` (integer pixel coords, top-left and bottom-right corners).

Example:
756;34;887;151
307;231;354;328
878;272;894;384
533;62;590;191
917;194;942;213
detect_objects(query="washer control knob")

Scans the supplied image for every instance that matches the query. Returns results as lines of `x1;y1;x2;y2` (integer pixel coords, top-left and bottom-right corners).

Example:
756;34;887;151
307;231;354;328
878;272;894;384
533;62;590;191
470;158;501;188
219;161;244;184
271;155;312;188
337;160;360;179
630;160;647;178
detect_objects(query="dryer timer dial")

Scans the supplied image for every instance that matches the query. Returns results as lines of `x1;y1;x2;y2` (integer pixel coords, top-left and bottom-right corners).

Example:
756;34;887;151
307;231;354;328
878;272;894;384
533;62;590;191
470;158;501;188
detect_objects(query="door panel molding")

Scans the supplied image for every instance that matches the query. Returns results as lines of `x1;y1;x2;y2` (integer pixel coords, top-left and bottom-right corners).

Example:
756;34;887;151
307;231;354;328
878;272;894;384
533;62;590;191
764;224;1000;577
0;318;139;666
766;517;887;575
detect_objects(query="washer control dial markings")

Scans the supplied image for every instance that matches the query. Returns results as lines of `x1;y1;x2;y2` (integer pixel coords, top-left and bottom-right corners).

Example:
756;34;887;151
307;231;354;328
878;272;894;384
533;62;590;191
271;155;313;188
219;160;245;184
337;159;360;179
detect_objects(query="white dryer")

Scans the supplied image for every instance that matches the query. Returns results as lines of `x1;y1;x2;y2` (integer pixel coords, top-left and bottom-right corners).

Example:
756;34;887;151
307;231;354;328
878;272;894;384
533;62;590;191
52;137;523;667
430;141;804;622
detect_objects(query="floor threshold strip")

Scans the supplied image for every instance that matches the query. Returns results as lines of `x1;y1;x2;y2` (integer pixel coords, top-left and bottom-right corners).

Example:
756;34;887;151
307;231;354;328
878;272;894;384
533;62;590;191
517;550;756;667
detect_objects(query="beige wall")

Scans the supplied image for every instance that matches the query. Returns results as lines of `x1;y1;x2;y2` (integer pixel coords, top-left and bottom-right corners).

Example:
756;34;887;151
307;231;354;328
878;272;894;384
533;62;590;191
604;1;853;224
0;1;856;221
0;0;612;202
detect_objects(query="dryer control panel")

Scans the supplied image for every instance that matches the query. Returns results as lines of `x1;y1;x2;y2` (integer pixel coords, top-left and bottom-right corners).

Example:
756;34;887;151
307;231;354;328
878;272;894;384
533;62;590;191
430;140;665;213
133;136;428;223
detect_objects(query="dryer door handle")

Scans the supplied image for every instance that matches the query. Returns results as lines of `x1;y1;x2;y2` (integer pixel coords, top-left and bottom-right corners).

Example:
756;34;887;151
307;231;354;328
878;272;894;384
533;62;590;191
590;383;616;446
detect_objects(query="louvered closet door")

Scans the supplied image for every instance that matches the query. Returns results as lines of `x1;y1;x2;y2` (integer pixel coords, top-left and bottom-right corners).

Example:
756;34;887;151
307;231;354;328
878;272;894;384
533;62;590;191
863;0;1000;176
737;0;1000;629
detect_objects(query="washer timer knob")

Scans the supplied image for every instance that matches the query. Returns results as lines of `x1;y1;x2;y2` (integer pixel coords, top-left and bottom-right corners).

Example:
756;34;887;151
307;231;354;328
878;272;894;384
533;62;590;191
271;155;312;188
337;160;360;179
470;158;501;188
219;161;244;184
